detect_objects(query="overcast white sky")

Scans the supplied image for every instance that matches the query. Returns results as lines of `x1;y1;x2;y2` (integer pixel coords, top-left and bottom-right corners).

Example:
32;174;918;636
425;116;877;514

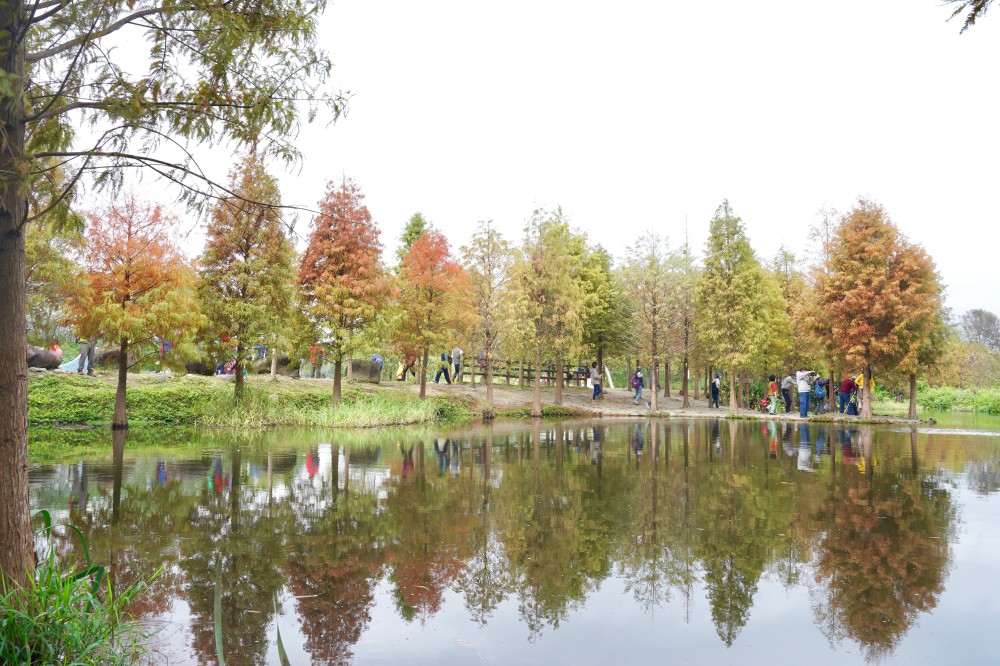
189;0;1000;316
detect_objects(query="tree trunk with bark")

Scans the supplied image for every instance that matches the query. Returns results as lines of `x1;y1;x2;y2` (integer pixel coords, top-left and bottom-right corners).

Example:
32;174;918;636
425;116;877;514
729;367;737;413
234;340;245;401
113;338;129;429
0;0;35;586
270;340;278;381
555;352;563;405
681;355;690;408
419;347;429;399
596;344;604;398
908;373;918;420
484;352;495;419
531;347;542;418
828;365;835;413
862;365;873;419
332;352;343;406
650;357;659;412
664;359;670;398
706;366;713;407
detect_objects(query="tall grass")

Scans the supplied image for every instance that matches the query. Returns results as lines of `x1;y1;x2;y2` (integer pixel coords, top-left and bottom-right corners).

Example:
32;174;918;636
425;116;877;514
27;373;474;427
0;510;156;665
199;385;471;428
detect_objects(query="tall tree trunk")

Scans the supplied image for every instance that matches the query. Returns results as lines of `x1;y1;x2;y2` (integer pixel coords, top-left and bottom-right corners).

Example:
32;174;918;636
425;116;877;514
484;351;494;419
597;343;604;395
651;357;659;412
0;0;34;585
681;354;690;408
555;352;563;405
518;359;524;388
664;359;670;398
706;366;713;407
419;347;429;399
729;367;737;413
113;338;129;429
531;346;542;418
862;364;873;419
828;365;835;413
332;352;342;406
908;373;918;420
234;340;245;401
269;339;278;381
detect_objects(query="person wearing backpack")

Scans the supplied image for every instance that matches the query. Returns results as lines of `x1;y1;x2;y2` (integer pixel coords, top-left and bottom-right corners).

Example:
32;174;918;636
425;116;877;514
631;368;644;405
434;352;452;384
813;377;829;415
711;371;721;409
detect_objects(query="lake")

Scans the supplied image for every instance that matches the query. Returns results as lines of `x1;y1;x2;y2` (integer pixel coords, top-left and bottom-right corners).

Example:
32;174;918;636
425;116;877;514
28;416;1000;665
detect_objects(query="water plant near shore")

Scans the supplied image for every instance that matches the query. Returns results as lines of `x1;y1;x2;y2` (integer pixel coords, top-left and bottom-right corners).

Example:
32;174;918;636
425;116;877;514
0;510;156;665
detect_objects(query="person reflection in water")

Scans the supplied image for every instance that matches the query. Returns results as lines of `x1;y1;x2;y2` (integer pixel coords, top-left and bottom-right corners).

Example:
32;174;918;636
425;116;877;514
590;426;602;465
797;423;813;472
450;439;460;476
433;439;449;475
400;444;414;479
632;424;644;461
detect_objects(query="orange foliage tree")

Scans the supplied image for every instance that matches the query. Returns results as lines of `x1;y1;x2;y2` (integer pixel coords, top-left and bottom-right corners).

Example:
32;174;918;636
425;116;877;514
298;178;386;405
394;230;471;399
816;199;943;418
66;196;202;428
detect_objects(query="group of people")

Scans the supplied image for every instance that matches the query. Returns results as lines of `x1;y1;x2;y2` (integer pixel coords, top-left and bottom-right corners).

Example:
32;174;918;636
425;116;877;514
434;347;464;384
761;369;864;417
589;363;649;407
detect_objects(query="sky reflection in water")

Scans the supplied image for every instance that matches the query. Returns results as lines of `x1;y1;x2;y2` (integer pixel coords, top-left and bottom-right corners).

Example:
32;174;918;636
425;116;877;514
28;418;1000;665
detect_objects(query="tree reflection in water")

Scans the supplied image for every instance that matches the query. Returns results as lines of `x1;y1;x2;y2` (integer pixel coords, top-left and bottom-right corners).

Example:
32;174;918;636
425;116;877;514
28;418;978;664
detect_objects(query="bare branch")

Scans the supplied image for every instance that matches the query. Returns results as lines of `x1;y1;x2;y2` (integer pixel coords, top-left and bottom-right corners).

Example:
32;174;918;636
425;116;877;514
23;18;98;124
26;0;71;27
28;6;174;62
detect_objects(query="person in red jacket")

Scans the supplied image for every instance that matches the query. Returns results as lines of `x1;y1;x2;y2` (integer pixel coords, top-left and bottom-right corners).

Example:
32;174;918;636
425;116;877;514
838;373;856;414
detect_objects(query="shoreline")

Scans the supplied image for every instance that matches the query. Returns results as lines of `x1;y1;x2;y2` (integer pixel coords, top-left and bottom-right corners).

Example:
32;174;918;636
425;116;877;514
27;370;927;429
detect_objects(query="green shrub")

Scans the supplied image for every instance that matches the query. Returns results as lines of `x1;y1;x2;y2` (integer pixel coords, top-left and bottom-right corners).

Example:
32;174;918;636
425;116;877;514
915;385;1000;414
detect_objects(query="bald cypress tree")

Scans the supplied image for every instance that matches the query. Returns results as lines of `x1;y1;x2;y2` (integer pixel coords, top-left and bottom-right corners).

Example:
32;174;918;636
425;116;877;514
199;155;294;400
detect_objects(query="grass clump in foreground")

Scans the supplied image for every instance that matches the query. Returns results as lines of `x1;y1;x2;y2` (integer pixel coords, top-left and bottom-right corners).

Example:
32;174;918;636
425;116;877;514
27;373;476;427
1;511;155;665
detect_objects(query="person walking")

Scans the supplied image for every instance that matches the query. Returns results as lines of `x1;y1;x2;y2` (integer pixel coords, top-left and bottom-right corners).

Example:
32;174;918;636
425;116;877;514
767;374;779;415
796;368;819;418
711;371;722;409
434;352;452;384
632;368;645;405
781;373;795;413
77;336;97;375
838;373;856;414
590;362;603;401
452;346;463;383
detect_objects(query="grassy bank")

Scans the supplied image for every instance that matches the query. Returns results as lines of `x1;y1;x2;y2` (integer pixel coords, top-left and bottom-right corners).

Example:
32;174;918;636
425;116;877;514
27;373;474;428
870;387;1000;416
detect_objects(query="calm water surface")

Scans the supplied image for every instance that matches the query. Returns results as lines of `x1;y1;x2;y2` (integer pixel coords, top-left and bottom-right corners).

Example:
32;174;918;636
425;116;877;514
28;417;1000;665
